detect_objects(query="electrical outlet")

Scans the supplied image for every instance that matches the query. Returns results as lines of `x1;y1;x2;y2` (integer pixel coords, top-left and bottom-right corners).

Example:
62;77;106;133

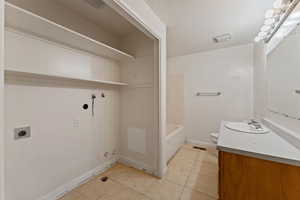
14;126;31;140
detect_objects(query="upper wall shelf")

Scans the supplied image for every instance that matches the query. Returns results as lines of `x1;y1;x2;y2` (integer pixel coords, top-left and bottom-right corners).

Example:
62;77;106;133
5;69;128;86
5;3;135;61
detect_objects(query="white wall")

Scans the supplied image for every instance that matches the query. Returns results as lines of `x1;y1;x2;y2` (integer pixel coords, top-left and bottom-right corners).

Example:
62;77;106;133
119;31;158;173
4;29;120;200
167;75;184;125
168;44;254;144
107;0;167;177
143;0;169;25
0;0;5;199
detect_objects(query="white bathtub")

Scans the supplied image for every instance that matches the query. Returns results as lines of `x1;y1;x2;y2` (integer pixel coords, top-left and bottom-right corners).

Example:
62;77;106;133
165;124;185;163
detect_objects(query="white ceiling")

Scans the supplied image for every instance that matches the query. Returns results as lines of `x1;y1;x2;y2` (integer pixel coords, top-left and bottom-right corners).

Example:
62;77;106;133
145;0;274;57
55;0;137;37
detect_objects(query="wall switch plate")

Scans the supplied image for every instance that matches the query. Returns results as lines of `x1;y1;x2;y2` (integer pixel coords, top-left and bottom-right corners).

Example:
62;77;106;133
14;126;31;140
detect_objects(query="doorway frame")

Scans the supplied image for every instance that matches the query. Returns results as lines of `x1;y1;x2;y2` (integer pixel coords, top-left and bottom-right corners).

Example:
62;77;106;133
103;0;167;177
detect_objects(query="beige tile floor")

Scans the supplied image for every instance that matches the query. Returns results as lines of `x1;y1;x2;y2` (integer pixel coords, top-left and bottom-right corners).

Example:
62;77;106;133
59;144;219;200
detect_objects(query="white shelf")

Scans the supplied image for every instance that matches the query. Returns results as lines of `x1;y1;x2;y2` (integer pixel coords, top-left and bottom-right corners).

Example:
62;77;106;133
5;2;135;61
5;69;128;86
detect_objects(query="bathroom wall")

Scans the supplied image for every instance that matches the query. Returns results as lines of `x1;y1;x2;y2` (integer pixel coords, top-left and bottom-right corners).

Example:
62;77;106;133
253;42;267;119
4;28;121;200
119;31;159;173
168;44;254;145
167;74;184;126
0;1;4;199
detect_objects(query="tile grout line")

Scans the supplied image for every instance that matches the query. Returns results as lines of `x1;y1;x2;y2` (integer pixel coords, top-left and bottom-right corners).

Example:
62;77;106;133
181;149;218;200
179;147;204;199
103;173;155;200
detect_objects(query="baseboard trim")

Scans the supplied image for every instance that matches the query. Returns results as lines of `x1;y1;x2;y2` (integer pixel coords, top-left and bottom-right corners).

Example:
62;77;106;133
37;159;118;200
118;155;155;175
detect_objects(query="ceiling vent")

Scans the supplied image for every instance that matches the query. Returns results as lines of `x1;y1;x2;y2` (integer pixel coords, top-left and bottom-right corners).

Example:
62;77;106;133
84;0;106;9
213;34;232;43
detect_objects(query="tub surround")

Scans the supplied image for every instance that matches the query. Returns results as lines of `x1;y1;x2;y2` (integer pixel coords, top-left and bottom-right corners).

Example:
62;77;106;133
165;124;185;163
217;121;300;167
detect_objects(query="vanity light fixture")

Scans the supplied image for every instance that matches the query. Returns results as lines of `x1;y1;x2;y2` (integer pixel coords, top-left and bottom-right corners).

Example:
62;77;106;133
254;36;262;42
264;18;278;25
261;25;275;32
265;9;279;18
258;31;268;37
254;0;298;43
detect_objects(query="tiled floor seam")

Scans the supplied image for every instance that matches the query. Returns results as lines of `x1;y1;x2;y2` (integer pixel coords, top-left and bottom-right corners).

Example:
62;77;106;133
76;177;151;200
177;147;200;199
181;149;218;200
103;176;154;200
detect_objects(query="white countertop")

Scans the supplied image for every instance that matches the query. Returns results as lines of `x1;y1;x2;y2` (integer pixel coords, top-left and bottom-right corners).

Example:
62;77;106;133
217;121;300;167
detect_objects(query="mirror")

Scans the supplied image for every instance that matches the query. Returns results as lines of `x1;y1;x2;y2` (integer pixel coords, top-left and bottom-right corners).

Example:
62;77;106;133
267;3;300;120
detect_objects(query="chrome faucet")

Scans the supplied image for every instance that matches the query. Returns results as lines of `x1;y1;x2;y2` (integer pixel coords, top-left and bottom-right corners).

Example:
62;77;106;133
248;120;262;129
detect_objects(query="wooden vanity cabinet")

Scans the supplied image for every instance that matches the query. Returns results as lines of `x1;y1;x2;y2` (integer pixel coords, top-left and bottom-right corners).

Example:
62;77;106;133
218;151;300;200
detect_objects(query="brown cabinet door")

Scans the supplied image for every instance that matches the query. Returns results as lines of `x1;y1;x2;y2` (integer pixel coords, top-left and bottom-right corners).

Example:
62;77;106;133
219;151;300;200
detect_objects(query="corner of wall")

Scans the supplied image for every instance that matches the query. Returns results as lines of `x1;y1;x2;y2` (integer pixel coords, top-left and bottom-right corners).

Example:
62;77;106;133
0;0;5;199
253;42;267;120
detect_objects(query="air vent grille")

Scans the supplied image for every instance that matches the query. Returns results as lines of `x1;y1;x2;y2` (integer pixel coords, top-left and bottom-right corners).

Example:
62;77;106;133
213;34;232;43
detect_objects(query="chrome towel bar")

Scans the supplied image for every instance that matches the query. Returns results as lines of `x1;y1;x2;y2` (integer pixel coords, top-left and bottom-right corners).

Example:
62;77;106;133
196;92;221;97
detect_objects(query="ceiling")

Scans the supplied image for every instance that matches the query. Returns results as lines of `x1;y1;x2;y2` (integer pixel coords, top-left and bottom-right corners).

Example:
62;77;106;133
145;0;274;57
55;0;137;37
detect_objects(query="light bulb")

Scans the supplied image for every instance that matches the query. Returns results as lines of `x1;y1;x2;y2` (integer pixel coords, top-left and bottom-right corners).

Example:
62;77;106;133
265;18;276;25
265;9;275;18
261;25;273;32
254;37;262;42
258;32;268;38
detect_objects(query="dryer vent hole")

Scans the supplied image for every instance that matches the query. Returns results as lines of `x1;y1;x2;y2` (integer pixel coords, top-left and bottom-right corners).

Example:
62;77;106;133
83;104;89;110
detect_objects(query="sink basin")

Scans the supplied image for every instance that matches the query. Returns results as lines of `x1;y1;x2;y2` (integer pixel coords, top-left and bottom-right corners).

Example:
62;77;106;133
225;122;269;134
